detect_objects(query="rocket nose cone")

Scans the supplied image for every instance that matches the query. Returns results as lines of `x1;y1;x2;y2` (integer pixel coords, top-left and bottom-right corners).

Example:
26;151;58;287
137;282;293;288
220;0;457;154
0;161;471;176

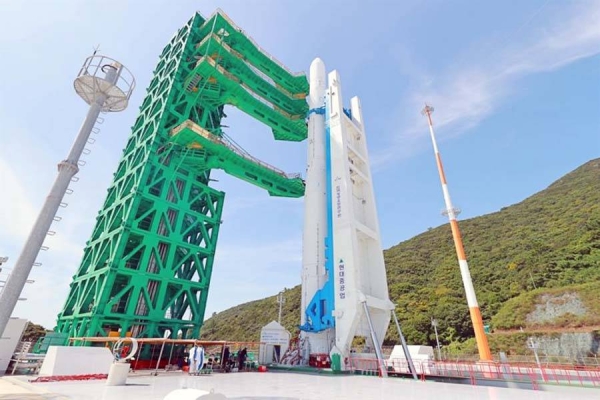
311;57;325;68
310;57;326;82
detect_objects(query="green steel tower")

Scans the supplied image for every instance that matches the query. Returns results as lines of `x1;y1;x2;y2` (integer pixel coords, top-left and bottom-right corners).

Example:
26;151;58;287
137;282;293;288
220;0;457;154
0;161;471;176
55;10;308;340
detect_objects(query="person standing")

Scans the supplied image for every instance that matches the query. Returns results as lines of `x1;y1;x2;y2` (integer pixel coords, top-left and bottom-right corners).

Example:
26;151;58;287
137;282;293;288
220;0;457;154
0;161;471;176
197;345;205;372
222;346;230;372
188;343;200;374
238;347;247;371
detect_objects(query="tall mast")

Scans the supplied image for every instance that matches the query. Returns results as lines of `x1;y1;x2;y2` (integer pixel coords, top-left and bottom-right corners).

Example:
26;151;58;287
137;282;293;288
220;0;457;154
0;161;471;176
421;104;492;361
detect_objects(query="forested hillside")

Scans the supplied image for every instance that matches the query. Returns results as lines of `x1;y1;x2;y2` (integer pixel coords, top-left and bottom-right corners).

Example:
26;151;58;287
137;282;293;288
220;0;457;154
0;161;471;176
202;159;600;349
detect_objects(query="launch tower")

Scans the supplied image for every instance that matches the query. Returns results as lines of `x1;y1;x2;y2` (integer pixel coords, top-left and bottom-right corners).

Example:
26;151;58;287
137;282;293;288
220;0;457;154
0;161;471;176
45;11;397;372
55;10;307;340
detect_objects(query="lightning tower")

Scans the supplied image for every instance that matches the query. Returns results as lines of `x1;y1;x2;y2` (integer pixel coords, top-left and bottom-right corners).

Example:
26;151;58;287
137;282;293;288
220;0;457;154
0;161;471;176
0;54;135;337
421;104;492;361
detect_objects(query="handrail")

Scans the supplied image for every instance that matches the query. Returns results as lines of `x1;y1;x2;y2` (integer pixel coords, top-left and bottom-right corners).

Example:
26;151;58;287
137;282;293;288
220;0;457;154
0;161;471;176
202;9;306;79
347;356;600;388
220;133;301;179
197;34;282;92
175;121;302;180
195;56;305;121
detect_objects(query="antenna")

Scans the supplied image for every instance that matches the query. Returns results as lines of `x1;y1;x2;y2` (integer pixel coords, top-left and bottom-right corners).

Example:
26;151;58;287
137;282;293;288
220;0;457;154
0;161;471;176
0;52;135;337
277;291;285;325
421;104;492;362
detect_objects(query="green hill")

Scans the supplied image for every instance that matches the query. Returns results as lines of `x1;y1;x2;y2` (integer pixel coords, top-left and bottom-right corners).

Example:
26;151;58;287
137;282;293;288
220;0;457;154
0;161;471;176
491;281;600;331
202;286;302;342
202;159;600;350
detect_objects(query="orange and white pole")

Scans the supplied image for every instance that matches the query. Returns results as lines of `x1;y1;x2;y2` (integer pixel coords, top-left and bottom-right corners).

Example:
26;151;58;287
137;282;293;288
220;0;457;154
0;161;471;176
421;104;492;361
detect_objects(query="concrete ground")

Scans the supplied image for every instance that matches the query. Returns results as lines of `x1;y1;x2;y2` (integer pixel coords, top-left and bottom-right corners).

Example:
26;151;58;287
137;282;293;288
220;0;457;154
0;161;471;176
1;371;599;400
0;375;68;399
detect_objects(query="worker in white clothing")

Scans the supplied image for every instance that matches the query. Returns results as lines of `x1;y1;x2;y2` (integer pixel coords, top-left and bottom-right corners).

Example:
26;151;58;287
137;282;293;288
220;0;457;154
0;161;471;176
188;343;199;374
188;342;205;374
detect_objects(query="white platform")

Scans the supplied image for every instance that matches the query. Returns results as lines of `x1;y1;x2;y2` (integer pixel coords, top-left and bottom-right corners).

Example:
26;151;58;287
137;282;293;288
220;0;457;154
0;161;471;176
18;371;600;400
39;346;113;376
0;317;28;374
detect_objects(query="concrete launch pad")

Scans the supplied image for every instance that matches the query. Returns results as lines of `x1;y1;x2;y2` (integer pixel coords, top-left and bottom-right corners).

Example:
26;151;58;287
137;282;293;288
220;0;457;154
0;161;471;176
2;372;598;400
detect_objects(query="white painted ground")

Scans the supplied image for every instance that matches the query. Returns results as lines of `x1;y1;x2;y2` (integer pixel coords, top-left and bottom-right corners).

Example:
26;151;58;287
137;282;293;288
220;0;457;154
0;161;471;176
25;372;600;400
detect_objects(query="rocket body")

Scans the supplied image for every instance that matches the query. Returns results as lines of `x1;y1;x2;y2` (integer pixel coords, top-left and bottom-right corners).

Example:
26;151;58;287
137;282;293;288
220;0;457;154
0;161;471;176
301;58;331;356
299;59;392;373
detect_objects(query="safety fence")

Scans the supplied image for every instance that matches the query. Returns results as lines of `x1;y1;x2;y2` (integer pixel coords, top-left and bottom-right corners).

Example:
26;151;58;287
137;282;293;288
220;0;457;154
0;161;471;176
348;357;600;389
173;120;302;180
438;352;600;367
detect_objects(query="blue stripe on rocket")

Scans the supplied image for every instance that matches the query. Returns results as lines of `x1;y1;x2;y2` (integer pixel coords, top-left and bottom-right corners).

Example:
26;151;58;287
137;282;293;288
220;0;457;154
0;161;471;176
300;94;335;333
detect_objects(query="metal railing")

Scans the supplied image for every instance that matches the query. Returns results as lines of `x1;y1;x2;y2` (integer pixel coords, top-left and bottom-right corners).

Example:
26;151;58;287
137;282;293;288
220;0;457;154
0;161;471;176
439;351;600;367
220;133;301;180
208;9;305;77
347;356;600;389
195;56;304;122
197;34;281;92
174;121;302;181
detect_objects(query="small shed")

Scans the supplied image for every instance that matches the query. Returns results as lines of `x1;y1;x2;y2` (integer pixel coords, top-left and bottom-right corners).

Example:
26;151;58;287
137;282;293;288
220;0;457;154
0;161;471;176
258;321;290;365
388;345;435;374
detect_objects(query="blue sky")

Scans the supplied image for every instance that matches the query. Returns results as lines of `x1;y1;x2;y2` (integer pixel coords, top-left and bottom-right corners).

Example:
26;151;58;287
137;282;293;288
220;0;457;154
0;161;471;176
0;0;598;329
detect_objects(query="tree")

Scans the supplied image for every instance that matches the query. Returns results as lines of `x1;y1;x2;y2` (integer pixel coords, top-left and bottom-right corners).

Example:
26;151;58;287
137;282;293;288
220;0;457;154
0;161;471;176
21;322;49;343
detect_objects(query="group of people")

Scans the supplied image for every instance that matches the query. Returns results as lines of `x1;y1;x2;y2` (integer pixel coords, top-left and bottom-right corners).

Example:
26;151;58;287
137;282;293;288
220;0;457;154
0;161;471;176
221;346;248;372
186;343;249;374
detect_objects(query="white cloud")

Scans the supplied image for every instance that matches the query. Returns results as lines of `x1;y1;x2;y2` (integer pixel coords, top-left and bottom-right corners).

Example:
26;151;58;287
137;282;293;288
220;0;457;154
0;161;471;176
374;2;600;167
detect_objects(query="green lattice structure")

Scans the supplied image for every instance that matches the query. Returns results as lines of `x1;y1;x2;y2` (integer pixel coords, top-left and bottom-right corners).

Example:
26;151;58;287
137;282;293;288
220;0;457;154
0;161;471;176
55;10;308;340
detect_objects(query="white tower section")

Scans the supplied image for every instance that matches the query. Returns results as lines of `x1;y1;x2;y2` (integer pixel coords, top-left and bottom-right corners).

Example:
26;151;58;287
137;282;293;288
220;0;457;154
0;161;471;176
301;58;332;357
326;70;394;370
0;55;135;337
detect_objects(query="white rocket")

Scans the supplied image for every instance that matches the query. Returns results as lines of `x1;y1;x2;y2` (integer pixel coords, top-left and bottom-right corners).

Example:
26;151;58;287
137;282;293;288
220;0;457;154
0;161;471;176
301;58;333;357
301;58;394;373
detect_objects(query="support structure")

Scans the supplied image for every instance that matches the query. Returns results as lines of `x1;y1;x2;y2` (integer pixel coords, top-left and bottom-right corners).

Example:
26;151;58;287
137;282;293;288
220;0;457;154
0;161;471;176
421;104;492;361
362;301;388;378
55;10;308;341
392;310;417;380
431;318;442;360
0;55;134;338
